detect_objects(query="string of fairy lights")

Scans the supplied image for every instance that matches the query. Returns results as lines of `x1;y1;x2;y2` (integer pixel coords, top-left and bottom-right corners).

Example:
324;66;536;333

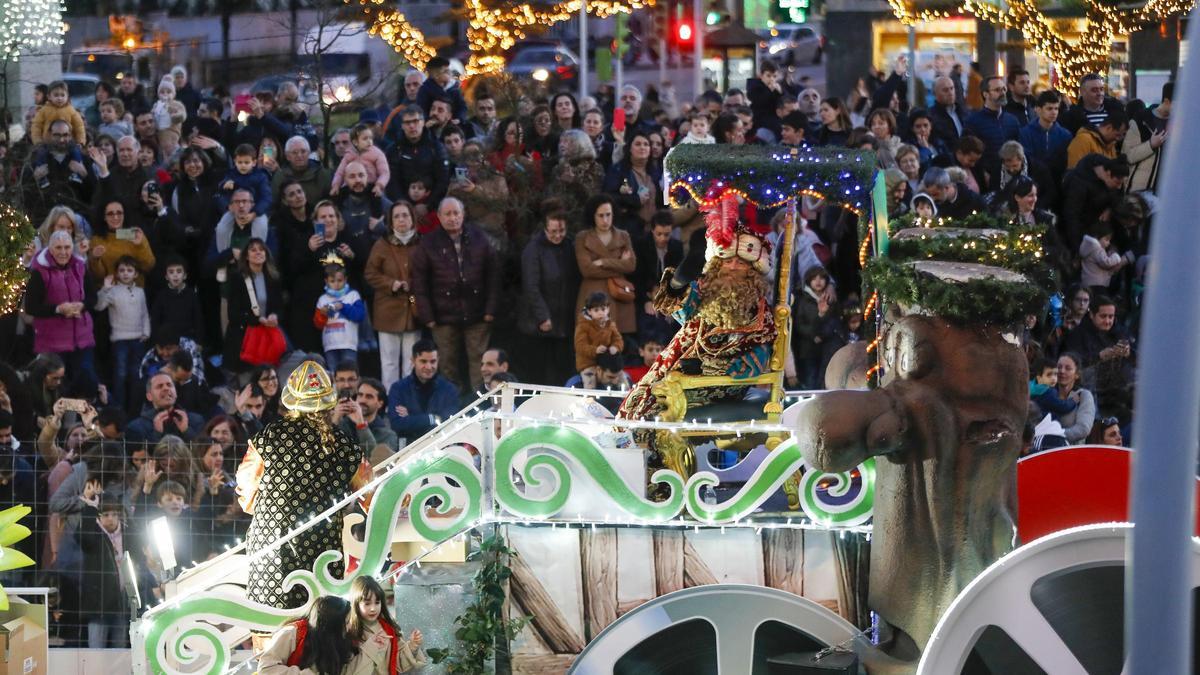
357;0;438;70
350;0;654;75
0;0;65;62
887;0;1196;84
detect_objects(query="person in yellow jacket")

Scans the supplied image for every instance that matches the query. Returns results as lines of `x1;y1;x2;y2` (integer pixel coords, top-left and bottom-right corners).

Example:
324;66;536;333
30;81;86;145
1066;110;1128;170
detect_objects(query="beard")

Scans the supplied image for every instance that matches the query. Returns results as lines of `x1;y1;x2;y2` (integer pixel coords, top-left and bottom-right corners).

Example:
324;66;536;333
696;258;769;328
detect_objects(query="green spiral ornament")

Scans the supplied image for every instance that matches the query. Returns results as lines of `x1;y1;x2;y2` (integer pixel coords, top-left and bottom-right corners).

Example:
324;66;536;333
144;594;300;675
495;425;686;522
684;439;806;523
797;458;876;527
144;452;484;674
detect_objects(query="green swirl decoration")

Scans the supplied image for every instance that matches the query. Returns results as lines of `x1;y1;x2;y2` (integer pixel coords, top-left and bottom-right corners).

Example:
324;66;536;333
798;458;876;527
685;439;875;526
685;439;806;523
144;453;483;675
494;425;686;522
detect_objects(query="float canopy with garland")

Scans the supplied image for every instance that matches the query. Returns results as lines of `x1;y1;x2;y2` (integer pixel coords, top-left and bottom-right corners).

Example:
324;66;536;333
130;144;1152;675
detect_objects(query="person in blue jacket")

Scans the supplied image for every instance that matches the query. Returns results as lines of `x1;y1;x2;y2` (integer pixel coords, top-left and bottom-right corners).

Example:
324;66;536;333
387;339;460;443
1018;91;1074;180
964;75;1020;179
415;57;468;124
216;144;273;217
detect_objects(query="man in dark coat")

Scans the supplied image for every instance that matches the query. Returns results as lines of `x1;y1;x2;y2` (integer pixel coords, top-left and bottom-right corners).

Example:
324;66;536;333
516;211;581;385
170;66;202;119
634;213;683;344
1060;154;1128;251
384;105;450;204
929;76;969;150
23;119;93;223
116;77;149;117
1060;73;1125;136
387;339;461;443
964;75;1021;178
93;135;152;228
271;136;332;207
410;197;501;392
918;167;986;219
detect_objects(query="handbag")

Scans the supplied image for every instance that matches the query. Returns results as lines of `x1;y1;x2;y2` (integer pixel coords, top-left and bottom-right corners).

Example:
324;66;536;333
606;275;636;303
239;277;286;366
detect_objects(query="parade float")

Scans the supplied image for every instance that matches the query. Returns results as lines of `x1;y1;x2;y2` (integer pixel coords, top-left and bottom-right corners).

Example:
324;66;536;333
130;144;1187;675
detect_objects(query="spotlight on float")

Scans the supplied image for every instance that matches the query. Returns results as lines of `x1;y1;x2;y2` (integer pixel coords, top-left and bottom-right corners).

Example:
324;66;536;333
150;517;176;572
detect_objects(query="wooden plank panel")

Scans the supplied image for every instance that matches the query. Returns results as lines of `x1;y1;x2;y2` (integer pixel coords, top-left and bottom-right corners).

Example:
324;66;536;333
763;529;805;595
581;528;619;640
652;530;685;596
512;654;577;675
510;553;587;653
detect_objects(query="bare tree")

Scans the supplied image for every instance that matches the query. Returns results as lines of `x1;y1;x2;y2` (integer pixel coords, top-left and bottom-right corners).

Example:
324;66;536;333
271;0;409;154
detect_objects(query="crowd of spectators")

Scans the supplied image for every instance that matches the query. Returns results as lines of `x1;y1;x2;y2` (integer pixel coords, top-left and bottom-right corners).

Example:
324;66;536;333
0;54;1165;644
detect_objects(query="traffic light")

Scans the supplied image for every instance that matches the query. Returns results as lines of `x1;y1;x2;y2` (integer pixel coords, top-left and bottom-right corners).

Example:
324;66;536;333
676;20;693;44
612;12;631;58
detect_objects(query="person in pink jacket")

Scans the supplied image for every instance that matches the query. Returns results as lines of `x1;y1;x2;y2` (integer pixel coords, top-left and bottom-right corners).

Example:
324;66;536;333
331;123;389;196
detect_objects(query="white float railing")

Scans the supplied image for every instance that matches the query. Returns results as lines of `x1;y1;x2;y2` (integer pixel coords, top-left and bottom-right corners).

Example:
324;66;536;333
134;383;873;675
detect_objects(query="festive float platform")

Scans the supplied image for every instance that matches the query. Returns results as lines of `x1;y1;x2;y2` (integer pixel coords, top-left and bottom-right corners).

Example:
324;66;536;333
133;383;879;674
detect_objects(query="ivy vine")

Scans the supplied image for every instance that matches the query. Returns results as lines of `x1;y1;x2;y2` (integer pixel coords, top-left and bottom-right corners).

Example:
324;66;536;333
428;532;529;674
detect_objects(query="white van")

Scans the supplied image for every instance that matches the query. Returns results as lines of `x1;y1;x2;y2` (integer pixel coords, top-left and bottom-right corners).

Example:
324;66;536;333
299;22;376;105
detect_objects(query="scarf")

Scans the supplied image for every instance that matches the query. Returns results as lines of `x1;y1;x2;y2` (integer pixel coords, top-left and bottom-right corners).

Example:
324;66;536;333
394;230;416;245
324;284;351;299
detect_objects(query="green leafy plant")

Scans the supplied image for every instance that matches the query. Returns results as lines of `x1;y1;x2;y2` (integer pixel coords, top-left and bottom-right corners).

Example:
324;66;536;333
428;532;529;674
863;257;1047;326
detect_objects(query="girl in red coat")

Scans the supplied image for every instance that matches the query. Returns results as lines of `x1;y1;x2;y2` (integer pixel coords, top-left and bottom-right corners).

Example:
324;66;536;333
344;576;425;674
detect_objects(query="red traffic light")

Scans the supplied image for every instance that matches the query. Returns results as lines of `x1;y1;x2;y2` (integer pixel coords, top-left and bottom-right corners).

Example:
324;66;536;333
677;22;693;42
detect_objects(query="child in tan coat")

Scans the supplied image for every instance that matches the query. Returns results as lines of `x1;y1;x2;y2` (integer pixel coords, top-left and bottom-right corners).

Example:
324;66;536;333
574;291;624;373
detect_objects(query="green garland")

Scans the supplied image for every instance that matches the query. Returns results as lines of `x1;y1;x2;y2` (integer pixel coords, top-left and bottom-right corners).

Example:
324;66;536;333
0;202;35;315
864;258;1047;326
663;144;877;209
885;225;1056;288
888;210;1016;233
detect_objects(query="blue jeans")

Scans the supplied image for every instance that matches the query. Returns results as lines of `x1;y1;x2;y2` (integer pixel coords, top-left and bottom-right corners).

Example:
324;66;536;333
60;347;96;389
111;339;144;408
87;614;128;648
325;349;357;372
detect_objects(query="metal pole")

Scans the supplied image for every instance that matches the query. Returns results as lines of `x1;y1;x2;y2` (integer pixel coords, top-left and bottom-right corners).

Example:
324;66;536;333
579;1;588;102
616;24;624;98
659;35;667;92
1128;7;1200;673
907;24;917;109
693;0;703;98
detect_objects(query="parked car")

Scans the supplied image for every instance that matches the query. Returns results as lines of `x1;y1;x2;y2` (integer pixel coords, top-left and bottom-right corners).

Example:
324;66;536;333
505;45;579;86
757;23;824;66
62;73;101;112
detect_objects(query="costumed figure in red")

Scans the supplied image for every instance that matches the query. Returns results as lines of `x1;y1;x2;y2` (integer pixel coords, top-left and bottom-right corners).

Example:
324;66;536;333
618;193;777;485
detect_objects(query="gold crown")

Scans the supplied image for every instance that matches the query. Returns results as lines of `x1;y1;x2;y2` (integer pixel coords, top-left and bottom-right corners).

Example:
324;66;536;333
319;252;345;268
280;360;337;413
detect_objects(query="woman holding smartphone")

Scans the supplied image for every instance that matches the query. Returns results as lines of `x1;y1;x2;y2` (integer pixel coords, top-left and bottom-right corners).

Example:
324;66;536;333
87;198;156;286
284;201;367;354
